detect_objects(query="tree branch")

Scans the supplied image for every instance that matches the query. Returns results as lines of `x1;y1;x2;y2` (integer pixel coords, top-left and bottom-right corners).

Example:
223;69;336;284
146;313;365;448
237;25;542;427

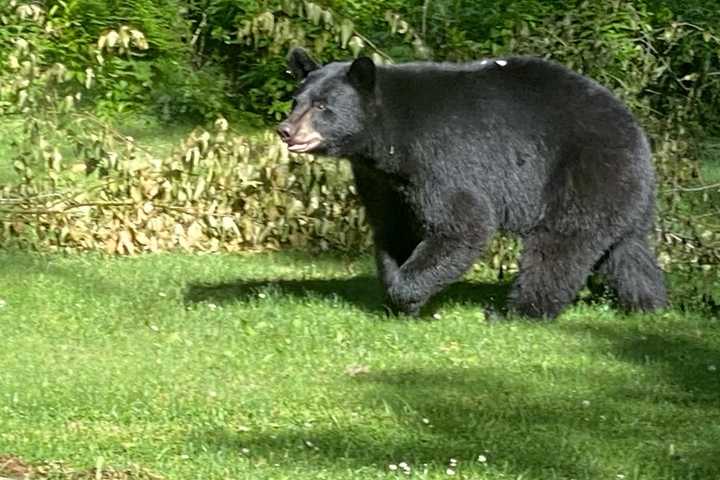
664;182;720;193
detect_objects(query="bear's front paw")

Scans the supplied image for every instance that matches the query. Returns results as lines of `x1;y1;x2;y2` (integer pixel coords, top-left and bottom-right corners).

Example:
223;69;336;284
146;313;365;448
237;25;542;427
384;298;422;317
386;283;425;317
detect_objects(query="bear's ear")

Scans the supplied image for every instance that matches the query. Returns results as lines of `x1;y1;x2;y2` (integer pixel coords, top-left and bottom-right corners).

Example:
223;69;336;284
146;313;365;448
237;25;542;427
347;56;376;94
288;48;319;80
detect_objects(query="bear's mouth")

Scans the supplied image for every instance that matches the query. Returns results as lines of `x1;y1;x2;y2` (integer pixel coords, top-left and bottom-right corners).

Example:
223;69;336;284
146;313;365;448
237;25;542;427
287;137;323;153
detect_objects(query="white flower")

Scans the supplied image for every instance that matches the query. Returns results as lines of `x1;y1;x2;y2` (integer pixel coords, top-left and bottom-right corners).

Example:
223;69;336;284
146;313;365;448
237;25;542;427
446;468;456;475
477;454;487;463
389;464;398;471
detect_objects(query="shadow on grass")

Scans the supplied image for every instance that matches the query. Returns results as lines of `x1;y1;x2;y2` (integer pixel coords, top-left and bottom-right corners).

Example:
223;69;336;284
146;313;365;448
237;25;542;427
563;323;720;405
184;275;511;315
189;365;720;478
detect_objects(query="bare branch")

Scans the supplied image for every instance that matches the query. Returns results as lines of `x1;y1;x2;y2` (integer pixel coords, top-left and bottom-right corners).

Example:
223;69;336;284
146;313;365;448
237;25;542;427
664;182;720;193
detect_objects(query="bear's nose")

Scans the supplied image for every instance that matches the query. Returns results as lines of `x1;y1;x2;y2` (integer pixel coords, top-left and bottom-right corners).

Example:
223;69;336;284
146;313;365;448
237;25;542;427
277;123;293;142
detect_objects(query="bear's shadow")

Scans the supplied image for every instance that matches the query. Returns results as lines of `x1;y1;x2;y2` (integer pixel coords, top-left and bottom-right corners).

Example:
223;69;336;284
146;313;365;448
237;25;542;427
184;275;511;315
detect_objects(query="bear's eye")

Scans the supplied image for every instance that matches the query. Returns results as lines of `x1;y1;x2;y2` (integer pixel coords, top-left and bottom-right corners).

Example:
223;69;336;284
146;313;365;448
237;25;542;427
314;101;327;111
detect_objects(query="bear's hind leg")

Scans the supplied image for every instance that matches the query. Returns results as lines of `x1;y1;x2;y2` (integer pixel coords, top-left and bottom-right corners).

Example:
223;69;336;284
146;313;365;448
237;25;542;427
509;231;608;319
595;235;667;312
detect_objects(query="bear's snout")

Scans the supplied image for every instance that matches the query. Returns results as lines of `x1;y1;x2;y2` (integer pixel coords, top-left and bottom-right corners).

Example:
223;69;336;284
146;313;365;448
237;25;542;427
277;122;293;143
276;115;325;153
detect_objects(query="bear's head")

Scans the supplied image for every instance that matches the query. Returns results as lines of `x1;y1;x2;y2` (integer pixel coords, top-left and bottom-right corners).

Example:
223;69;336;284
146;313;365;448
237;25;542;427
277;48;376;157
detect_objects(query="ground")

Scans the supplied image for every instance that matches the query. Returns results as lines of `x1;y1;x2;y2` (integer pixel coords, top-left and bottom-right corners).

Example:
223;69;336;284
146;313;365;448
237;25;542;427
0;251;718;480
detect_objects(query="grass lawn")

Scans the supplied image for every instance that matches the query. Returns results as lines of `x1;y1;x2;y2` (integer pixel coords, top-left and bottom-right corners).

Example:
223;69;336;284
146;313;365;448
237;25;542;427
701;138;720;183
0;118;21;184
0;251;718;480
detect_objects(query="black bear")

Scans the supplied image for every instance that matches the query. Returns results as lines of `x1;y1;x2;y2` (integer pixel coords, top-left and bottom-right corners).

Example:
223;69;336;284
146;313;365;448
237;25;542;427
277;48;667;319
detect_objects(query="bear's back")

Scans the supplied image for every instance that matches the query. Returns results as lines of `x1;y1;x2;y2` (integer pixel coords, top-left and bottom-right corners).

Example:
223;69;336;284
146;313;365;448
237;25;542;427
375;57;641;148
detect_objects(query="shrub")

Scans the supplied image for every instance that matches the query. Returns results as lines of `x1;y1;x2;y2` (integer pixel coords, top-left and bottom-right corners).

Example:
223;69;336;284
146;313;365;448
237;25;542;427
0;121;370;253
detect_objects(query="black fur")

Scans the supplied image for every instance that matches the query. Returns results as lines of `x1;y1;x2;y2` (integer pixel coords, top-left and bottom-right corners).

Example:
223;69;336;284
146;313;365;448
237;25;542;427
279;49;668;319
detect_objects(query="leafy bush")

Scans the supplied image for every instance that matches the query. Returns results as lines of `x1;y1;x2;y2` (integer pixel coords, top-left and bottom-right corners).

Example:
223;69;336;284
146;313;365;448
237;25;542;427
1;122;371;253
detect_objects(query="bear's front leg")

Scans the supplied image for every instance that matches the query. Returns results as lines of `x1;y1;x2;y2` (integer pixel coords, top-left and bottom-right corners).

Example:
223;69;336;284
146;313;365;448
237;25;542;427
385;237;479;315
375;248;403;315
375;248;400;292
386;191;495;316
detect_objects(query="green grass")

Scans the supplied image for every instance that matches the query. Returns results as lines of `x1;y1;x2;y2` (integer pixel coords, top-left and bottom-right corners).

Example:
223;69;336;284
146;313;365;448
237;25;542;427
113;114;198;159
0;113;265;186
701;138;720;183
0;251;718;479
112;114;263;157
0;115;196;185
0;118;22;184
